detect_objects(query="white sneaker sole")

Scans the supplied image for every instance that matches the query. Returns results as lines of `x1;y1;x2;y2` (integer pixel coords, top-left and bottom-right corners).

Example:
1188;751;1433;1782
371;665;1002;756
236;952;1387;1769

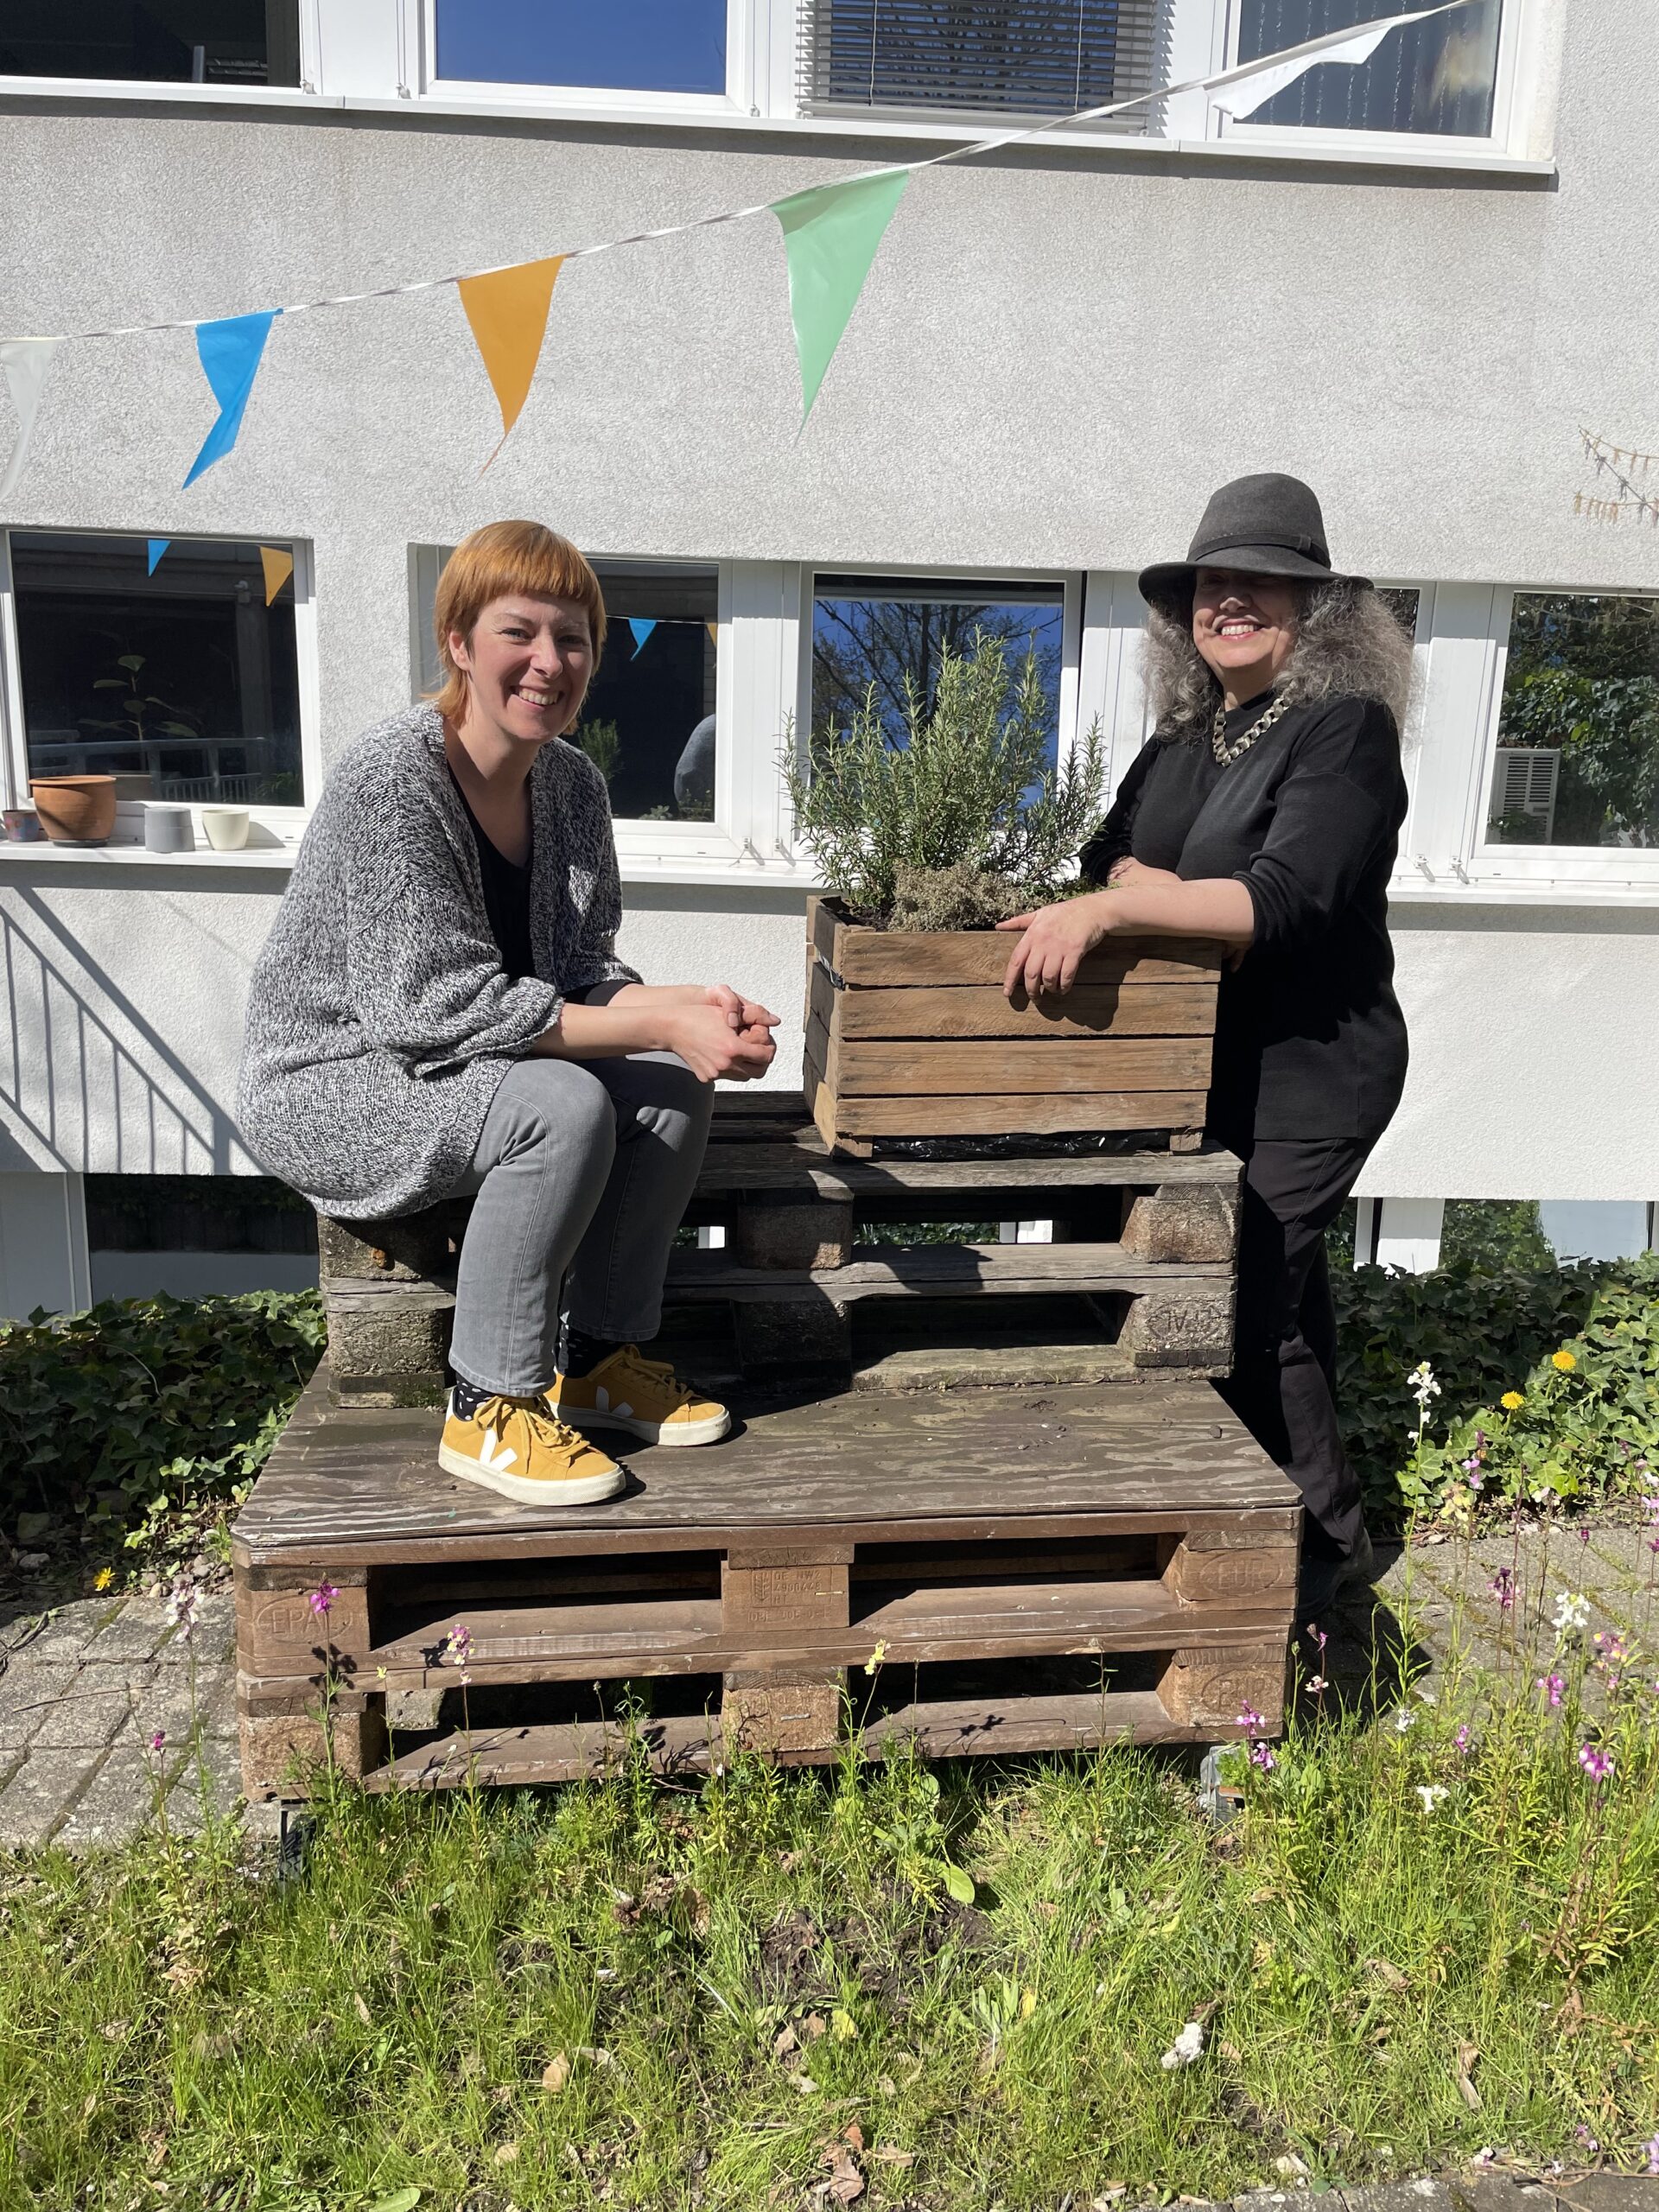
437;1441;626;1504
558;1405;731;1448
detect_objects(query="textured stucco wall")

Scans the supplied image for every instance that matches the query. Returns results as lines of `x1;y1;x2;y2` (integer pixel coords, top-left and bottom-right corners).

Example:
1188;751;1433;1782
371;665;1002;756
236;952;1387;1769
3;0;1658;1204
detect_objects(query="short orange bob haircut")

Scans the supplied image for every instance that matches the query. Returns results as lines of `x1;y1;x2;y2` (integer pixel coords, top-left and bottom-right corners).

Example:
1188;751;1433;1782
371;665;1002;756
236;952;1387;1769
430;520;608;723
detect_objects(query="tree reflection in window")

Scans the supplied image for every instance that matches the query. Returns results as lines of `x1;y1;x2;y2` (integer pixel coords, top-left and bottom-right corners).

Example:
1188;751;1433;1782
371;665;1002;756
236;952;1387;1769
1491;594;1659;849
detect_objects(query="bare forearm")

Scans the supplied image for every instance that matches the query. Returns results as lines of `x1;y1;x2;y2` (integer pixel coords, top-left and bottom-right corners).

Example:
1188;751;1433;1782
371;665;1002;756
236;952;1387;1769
531;1000;670;1060
1080;882;1255;946
601;982;708;1008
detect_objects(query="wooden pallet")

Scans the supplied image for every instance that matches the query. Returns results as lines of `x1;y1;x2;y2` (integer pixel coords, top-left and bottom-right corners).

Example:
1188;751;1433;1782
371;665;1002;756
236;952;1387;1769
804;898;1222;1152
320;1093;1243;1407
232;1368;1299;1798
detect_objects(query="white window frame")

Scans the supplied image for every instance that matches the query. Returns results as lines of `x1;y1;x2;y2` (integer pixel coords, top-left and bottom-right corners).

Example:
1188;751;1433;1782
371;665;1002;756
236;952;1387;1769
1205;0;1531;159
797;560;1084;800
406;0;794;118
1404;582;1659;893
0;527;321;847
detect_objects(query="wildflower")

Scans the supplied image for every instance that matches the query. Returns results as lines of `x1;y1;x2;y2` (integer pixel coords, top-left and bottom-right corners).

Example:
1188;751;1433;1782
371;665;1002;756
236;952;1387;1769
93;1567;113;1592
148;1729;166;1755
1249;1741;1276;1772
1414;1784;1448;1814
1501;1392;1525;1411
1460;1454;1482;1473
1537;1673;1565;1708
1552;1349;1578;1372
1236;1702;1264;1733
1643;2136;1659;2176
444;1622;473;1663
1454;1724;1472;1755
1553;1591;1592;1635
1577;1743;1613;1783
1393;1708;1416;1734
1471;2151;1497;2171
1466;1470;1484;1491
1574;2127;1599;2153
1488;1567;1516;1610
165;1577;200;1639
1306;1675;1329;1695
1408;1361;1440;1409
863;1640;889;1676
307;1581;339;1618
1304;1624;1328;1655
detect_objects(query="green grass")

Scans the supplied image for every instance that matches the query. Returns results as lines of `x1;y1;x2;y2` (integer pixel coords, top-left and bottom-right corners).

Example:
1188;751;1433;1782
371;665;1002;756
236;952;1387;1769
4;1612;1659;2212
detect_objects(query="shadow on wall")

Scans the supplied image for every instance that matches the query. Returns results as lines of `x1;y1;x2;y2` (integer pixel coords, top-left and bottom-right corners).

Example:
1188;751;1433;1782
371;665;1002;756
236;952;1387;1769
0;887;257;1175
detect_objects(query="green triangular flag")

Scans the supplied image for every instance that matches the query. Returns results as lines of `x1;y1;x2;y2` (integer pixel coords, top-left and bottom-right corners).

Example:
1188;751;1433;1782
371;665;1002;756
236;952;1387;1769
771;168;910;424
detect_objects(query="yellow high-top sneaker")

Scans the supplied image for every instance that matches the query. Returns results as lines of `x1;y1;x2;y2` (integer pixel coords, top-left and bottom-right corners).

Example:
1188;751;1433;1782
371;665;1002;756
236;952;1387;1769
438;1392;626;1503
550;1344;730;1447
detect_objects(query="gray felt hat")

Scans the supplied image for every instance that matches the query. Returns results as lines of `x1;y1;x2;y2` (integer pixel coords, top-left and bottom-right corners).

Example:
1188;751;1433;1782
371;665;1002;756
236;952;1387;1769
1138;472;1371;607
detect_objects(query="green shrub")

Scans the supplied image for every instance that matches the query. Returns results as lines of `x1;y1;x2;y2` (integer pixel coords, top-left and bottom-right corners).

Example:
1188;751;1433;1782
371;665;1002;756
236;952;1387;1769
1333;1253;1659;1526
783;632;1108;925
0;1291;324;1541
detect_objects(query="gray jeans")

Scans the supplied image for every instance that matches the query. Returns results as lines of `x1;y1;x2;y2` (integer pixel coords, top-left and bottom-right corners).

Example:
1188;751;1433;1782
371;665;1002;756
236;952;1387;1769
447;1052;713;1397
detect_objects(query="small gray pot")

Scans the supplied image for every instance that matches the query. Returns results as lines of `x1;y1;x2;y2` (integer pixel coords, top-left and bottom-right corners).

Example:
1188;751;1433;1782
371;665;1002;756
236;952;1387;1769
143;805;196;854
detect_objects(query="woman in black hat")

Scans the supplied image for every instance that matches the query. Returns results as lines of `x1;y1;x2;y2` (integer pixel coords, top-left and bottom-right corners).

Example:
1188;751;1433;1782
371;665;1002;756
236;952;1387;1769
999;473;1414;1614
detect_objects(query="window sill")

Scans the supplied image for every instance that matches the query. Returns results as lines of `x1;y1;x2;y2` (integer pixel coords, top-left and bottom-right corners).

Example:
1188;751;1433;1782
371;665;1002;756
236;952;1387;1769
1389;877;1659;911
0;77;1556;181
0;839;822;893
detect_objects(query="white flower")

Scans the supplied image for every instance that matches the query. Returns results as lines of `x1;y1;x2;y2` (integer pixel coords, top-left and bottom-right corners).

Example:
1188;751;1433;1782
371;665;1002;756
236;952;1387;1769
1414;1784;1448;1815
1552;1591;1591;1635
1408;1360;1440;1407
1159;2020;1205;2070
1393;1708;1417;1734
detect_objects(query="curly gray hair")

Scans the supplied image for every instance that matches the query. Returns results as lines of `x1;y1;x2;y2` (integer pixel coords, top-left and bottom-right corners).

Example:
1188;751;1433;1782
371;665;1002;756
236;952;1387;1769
1142;580;1415;739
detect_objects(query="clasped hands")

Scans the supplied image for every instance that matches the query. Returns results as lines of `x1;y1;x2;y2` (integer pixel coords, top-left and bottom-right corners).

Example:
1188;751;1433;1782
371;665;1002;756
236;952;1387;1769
671;982;779;1083
997;859;1179;1000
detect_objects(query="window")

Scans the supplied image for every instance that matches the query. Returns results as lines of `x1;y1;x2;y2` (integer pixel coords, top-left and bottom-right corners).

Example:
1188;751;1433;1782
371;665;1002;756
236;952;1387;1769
798;0;1160;119
5;533;305;806
812;575;1067;764
580;563;720;821
1233;0;1503;137
1487;594;1659;851
0;0;301;85
432;0;728;95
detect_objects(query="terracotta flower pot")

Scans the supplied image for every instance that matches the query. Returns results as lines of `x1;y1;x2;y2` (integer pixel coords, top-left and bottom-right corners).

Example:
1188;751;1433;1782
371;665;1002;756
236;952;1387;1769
30;775;118;846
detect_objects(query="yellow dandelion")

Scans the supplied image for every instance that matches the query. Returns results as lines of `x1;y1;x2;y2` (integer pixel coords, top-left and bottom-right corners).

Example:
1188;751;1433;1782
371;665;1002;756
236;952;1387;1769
1552;1349;1577;1372
1501;1391;1525;1411
93;1566;113;1592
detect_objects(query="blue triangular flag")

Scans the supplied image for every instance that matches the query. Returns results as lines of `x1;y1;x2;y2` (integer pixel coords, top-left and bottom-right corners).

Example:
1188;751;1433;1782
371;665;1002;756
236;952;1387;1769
628;618;657;658
182;308;281;488
147;538;170;575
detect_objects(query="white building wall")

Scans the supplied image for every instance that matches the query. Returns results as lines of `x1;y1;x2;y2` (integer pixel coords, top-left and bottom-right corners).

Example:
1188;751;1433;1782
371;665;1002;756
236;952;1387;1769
3;0;1658;1262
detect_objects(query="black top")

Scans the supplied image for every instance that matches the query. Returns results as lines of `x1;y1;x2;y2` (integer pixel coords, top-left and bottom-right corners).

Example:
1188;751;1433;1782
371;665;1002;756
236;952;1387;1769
451;774;535;982
1079;693;1408;1147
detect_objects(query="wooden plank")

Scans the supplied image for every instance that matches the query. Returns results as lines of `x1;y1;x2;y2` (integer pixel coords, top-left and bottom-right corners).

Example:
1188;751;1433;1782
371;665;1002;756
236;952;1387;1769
667;1240;1226;1301
693;1141;1242;1198
834;1037;1213;1097
828;920;1224;988
836;982;1217;1041
232;1365;1296;1558
831;1091;1209;1138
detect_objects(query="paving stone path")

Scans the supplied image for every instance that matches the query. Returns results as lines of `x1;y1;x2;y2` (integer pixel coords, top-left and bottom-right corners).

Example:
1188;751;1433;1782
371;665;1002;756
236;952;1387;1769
1;1513;1655;1851
1185;2177;1659;2212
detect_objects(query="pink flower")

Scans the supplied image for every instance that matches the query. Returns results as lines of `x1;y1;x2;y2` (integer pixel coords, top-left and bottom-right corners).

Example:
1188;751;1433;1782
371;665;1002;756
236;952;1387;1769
1488;1567;1516;1610
1236;1702;1263;1733
1249;1741;1276;1771
1461;1454;1482;1473
1304;1623;1328;1656
1306;1675;1329;1695
1577;1743;1613;1783
307;1581;339;1618
1643;2136;1659;2176
148;1729;166;1754
1574;2126;1599;2153
1538;1673;1565;1708
1454;1724;1472;1755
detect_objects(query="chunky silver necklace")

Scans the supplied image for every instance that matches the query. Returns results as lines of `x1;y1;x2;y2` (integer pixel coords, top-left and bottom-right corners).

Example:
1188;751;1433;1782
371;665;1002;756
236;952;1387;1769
1211;691;1291;767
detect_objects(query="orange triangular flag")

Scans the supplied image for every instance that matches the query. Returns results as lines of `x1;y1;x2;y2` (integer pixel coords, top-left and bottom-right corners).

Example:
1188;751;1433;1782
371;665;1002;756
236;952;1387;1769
456;254;565;470
259;546;294;606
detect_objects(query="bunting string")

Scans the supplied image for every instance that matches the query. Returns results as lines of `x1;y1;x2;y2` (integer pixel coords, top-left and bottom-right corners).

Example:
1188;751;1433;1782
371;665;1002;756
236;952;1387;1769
0;0;1473;474
1577;429;1659;527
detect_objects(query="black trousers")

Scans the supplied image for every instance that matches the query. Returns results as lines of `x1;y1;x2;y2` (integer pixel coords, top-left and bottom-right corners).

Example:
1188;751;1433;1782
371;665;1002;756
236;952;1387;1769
1216;1135;1374;1563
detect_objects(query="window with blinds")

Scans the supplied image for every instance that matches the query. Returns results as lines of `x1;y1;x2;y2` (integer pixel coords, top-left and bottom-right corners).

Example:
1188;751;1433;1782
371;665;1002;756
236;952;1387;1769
798;0;1162;121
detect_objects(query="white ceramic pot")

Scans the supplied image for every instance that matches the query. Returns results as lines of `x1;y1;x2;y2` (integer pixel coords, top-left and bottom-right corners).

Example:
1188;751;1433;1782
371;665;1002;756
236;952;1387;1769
201;807;251;852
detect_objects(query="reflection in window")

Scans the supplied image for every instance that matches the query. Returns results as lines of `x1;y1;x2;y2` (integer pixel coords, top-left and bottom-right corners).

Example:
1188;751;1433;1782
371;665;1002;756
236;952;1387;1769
1489;594;1659;850
434;0;727;93
800;0;1160;118
580;563;719;821
812;575;1065;766
1237;0;1500;136
10;534;303;804
0;0;300;84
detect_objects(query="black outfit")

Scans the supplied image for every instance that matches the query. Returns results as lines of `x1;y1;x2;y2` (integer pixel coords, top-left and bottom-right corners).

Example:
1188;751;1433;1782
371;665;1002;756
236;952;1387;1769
1080;692;1408;1563
452;775;535;982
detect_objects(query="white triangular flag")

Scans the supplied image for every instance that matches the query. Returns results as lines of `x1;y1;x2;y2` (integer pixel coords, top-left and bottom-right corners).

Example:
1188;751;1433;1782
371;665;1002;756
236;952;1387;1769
0;337;63;502
1211;8;1442;119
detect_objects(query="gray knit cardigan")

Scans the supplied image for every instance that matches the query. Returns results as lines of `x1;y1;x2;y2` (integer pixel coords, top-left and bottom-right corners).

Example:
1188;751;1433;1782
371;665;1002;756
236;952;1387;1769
238;702;639;1219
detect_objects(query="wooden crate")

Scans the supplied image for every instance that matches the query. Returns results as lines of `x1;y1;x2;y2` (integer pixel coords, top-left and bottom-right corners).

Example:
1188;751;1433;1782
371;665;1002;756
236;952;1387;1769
232;1367;1299;1798
804;896;1222;1154
319;1093;1242;1405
